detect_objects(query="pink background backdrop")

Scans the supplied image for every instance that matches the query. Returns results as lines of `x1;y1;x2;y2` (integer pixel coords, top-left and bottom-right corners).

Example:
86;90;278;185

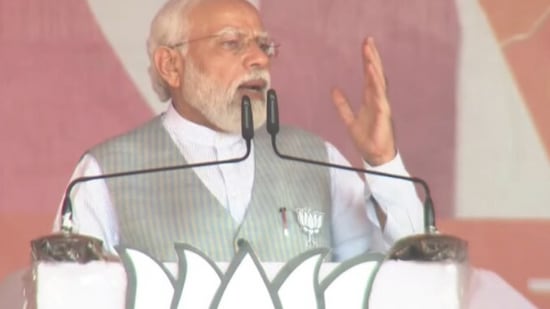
1;0;549;307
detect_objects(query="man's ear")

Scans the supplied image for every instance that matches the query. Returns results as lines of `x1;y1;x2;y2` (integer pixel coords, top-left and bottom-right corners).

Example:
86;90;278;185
153;47;184;88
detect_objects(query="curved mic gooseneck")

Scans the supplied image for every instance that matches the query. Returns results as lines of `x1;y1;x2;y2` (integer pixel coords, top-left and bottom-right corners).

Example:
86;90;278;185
265;89;436;234
60;96;256;232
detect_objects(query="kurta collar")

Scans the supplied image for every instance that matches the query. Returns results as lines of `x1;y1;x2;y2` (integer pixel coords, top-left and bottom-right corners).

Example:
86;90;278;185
162;103;244;147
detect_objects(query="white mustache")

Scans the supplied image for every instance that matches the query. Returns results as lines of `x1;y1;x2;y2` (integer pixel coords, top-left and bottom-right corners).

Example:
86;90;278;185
232;70;271;91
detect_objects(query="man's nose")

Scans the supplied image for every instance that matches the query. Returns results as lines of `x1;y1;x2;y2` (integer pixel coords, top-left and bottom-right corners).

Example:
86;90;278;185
242;41;270;70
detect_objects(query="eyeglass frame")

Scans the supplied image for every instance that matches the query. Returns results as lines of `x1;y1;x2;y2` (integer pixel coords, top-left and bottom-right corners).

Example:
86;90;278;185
168;28;280;58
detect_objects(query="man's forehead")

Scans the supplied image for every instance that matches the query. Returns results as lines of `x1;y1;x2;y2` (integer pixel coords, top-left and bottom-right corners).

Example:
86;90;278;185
215;27;269;37
187;0;264;35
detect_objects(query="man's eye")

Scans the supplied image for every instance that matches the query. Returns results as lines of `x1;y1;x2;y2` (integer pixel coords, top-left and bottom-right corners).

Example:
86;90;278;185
220;39;242;50
259;42;271;52
258;41;277;57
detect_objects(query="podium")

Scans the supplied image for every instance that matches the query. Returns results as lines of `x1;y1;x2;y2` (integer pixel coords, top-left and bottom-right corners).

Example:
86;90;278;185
3;236;529;309
0;232;537;309
31;246;465;308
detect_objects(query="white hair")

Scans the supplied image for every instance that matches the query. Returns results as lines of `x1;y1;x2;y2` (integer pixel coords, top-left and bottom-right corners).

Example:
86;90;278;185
146;0;202;102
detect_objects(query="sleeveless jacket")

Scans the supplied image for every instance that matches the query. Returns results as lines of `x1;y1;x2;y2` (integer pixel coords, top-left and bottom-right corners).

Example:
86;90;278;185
89;116;332;262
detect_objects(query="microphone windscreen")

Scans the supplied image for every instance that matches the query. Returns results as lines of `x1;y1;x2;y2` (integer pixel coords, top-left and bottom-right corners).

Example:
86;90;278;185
266;89;279;135
241;96;254;140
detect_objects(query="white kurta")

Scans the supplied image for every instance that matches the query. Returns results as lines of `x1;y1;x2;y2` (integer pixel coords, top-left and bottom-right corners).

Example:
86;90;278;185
54;104;423;261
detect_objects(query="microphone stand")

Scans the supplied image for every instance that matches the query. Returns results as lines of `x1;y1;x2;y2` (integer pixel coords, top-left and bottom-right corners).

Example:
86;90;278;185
32;97;255;263
265;89;467;263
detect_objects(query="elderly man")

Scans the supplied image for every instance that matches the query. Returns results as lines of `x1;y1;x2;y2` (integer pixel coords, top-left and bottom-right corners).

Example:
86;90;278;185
54;0;423;262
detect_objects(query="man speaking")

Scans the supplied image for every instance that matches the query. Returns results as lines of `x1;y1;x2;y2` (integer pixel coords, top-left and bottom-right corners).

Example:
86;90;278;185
54;0;423;262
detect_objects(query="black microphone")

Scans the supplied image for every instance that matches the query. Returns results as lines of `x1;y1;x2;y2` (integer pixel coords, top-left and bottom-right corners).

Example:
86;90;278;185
265;89;436;234
60;96;255;232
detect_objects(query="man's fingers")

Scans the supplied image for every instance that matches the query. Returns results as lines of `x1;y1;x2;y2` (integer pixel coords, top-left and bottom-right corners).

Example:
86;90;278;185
363;37;386;90
368;38;384;77
361;63;391;118
331;88;355;127
362;39;372;80
362;62;383;105
369;64;386;102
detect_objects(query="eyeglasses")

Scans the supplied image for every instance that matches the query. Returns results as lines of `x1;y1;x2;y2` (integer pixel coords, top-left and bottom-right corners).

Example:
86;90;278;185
171;29;280;58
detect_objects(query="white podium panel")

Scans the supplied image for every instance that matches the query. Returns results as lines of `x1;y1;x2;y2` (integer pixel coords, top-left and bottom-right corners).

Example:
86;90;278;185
0;241;536;309
24;242;534;309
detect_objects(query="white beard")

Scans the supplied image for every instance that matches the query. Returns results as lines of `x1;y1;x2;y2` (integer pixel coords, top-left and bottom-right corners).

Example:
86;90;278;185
181;59;270;133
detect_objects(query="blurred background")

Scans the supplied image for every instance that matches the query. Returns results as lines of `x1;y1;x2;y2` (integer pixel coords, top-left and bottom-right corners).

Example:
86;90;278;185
1;0;548;307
